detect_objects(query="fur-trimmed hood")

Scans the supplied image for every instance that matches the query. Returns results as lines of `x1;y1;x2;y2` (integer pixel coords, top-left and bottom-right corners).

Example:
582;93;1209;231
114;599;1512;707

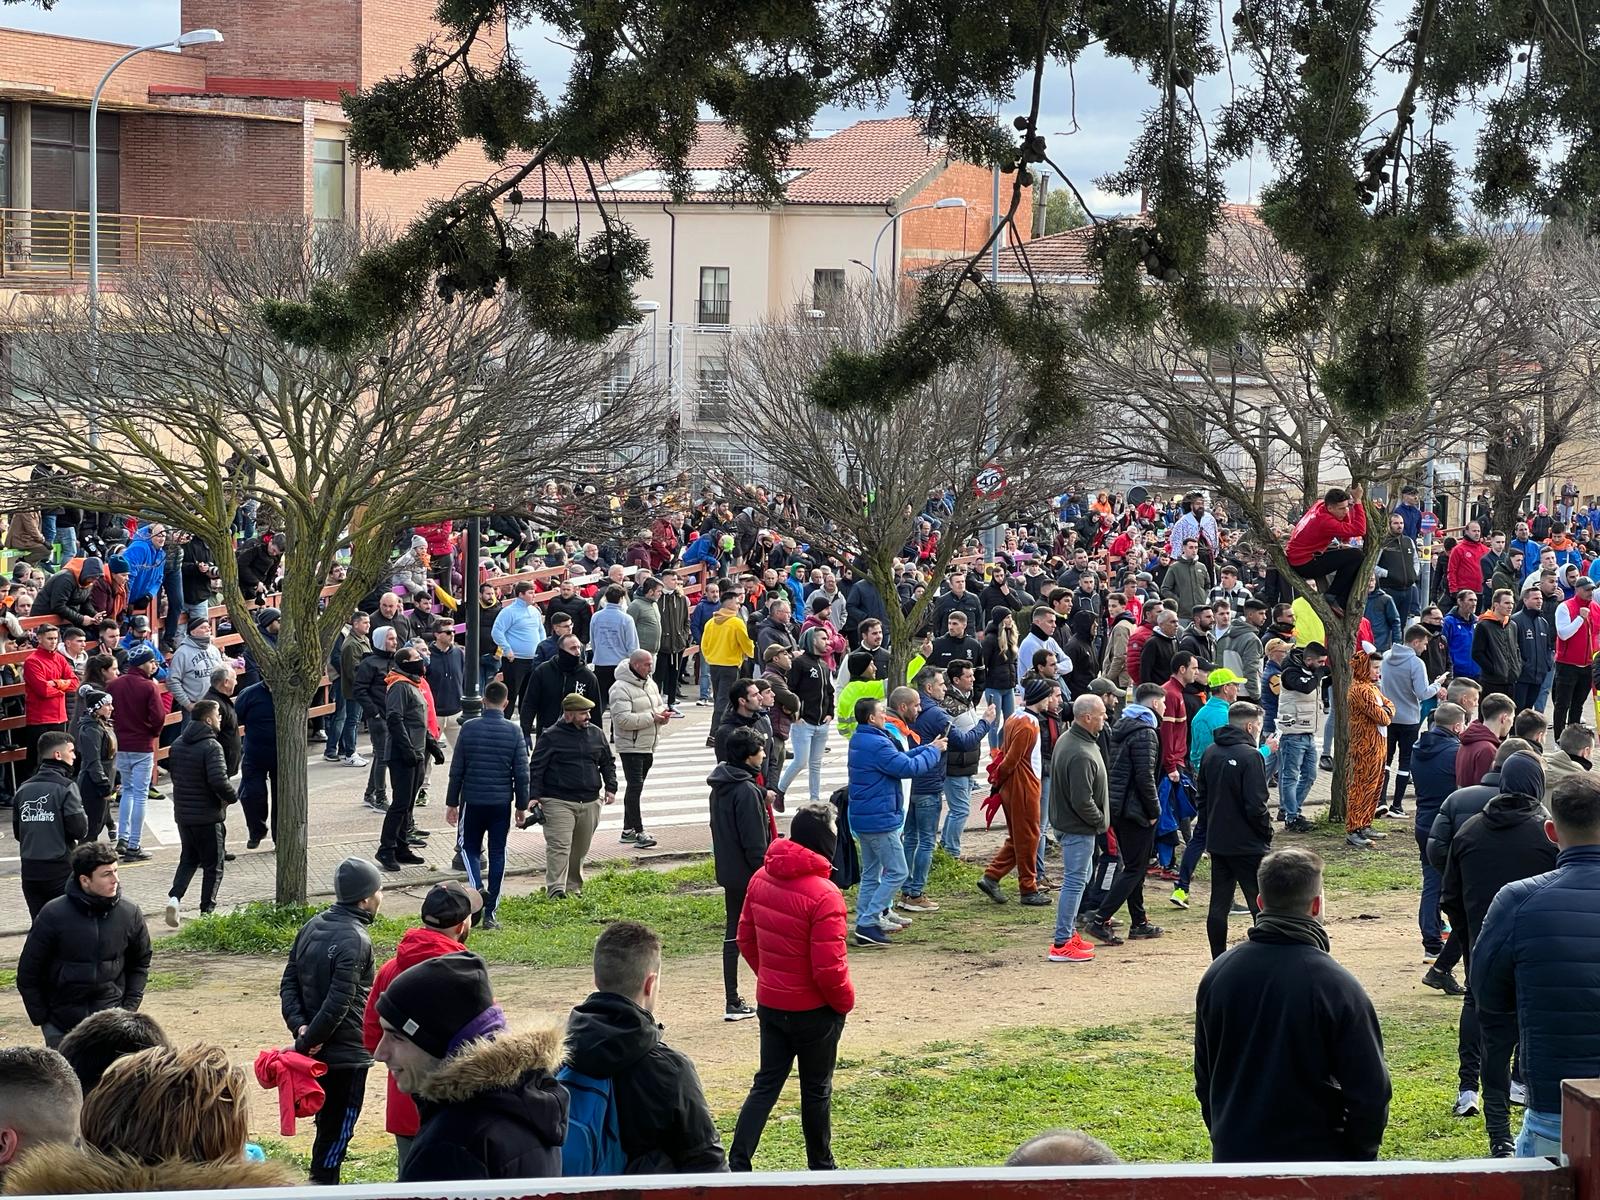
415;1025;565;1104
2;1143;295;1195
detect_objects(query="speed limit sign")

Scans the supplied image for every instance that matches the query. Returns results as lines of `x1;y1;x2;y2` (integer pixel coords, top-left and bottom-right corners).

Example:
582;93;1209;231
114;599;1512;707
973;464;1007;500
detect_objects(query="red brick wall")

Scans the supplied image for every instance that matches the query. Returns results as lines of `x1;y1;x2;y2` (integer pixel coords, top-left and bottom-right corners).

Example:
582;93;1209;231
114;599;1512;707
179;0;361;86
0;29;207;104
121;112;310;220
899;160;1037;272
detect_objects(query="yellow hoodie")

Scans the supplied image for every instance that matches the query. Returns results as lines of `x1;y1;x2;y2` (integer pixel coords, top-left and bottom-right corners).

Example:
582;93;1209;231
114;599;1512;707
701;609;756;667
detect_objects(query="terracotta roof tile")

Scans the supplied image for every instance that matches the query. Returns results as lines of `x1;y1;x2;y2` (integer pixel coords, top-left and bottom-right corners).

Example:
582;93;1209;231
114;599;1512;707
992;202;1265;281
516;117;948;207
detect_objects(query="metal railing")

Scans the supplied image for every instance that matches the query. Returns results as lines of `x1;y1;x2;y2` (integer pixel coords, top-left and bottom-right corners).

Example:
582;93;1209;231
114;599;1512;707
0;207;204;282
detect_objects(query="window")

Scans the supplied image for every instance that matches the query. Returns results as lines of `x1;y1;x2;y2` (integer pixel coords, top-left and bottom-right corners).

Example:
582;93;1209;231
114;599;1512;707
812;268;845;313
697;267;730;324
696;354;729;421
0;105;9;209
30;107;118;213
313;139;346;222
601;351;633;399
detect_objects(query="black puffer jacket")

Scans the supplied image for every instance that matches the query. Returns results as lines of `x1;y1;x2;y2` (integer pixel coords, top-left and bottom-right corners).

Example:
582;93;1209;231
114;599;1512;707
169;721;238;826
1194;724;1273;856
204;686;242;776
37;564;97;626
1441;790;1557;942
16;876;151;1036
353;649;394;719
384;674;429;766
565;992;727;1173
526;718;618;803
1106;711;1161;824
403;1026;568;1183
941;687;985;777
279;903;375;1068
708;761;771;891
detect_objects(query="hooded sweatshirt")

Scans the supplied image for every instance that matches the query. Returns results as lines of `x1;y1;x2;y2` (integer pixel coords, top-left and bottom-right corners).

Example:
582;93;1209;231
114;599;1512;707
361;925;470;1136
1379;642;1432;725
1456;721;1503;789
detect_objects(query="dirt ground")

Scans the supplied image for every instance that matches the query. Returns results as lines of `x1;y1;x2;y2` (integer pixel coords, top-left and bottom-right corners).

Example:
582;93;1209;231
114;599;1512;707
0;864;1446;1165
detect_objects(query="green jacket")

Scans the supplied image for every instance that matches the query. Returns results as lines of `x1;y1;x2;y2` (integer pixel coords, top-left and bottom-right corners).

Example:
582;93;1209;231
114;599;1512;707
835;654;926;737
1048;723;1109;836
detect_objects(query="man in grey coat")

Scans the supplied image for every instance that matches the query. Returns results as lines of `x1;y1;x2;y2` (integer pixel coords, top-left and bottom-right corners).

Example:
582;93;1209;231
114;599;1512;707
1047;694;1111;963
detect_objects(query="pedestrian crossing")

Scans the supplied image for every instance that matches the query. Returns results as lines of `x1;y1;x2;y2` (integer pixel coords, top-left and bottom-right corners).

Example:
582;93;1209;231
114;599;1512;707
593;725;850;834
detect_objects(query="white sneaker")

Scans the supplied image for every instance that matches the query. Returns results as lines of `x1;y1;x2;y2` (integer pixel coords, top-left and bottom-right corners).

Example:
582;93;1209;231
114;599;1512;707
882;910;910;929
343;753;369;767
1453;1089;1480;1117
165;897;180;928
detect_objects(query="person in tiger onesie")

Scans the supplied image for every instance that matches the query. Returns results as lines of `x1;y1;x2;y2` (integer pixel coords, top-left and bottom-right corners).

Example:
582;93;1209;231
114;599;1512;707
1346;648;1394;848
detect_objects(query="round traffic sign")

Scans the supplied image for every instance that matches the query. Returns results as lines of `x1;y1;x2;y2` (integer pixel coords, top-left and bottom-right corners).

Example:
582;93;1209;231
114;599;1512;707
1420;511;1439;533
973;464;1007;500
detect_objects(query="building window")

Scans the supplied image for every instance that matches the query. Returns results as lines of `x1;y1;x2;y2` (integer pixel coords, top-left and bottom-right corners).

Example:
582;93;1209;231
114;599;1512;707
812;268;845;313
697;267;730;325
0;105;9;209
313;139;347;222
31;107;118;213
697;354;729;421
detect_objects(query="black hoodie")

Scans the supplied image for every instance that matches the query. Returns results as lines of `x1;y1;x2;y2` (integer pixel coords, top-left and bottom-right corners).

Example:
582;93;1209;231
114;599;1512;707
1194;724;1273;857
1441;790;1558;943
564;992;727;1173
708;760;771;890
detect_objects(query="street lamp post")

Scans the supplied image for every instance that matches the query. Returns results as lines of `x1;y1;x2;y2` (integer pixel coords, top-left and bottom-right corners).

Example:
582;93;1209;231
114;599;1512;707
88;28;223;444
869;196;966;285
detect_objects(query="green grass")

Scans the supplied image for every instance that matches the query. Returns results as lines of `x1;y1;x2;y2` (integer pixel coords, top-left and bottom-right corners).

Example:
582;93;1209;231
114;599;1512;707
0;969;14;990
257;1137;399;1186
723;1005;1491;1169
1293;816;1419;898
146;968;203;992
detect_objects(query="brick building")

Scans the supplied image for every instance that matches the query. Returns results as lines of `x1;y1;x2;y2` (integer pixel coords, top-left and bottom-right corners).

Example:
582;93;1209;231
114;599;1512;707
0;0;504;301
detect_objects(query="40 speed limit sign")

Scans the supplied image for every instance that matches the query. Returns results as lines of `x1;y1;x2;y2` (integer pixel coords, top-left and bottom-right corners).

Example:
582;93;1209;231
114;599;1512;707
972;464;1007;500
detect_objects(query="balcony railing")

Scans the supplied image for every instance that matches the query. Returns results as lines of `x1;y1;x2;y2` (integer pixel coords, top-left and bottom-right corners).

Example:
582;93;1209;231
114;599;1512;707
0;207;205;284
696;298;731;325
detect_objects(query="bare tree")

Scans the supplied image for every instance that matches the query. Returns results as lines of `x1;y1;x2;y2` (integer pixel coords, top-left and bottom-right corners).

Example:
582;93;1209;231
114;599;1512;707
1068;214;1504;822
0;221;666;903
718;284;1073;687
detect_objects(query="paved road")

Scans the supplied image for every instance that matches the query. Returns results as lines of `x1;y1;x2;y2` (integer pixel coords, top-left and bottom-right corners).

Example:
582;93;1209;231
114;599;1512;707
0;703;852;934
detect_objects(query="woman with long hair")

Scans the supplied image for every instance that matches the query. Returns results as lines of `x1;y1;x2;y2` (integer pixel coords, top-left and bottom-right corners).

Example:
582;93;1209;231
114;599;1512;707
982;606;1020;749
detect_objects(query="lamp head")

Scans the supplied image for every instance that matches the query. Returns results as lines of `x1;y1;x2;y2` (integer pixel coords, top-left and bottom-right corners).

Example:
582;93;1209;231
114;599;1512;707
176;28;224;46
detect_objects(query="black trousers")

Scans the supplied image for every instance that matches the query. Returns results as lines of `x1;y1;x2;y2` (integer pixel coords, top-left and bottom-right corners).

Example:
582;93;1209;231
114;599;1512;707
1096;818;1155;927
365;719;389;803
722;880;748;1005
380;759;422;855
1514;679;1541;711
710;664;741;730
1385;722;1420;807
80;781;112;840
170;821;226;912
21;871;67;921
1553;662;1591;736
653;651;681;708
239;757;278;842
595;664;616;717
1479;674;1514;702
620;751;652;832
501;658;533;719
20;721;65;785
729;1005;845;1171
309;1064;368;1184
1293;547;1364;609
1206;853;1261;960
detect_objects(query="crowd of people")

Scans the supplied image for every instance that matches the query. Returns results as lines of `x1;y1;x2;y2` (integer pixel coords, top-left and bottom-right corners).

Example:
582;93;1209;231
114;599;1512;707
7;479;1600;1177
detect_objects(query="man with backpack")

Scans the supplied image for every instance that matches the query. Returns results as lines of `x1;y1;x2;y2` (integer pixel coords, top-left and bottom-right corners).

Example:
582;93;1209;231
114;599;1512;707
562;921;727;1174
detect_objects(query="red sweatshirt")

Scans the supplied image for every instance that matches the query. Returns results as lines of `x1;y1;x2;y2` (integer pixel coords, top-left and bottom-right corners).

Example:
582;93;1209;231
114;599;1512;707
1286;500;1368;567
362;926;468;1135
22;647;78;725
1160;677;1189;775
106;671;173;751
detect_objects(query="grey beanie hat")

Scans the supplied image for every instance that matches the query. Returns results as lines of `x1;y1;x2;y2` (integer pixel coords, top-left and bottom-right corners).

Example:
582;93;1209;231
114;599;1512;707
334;856;383;904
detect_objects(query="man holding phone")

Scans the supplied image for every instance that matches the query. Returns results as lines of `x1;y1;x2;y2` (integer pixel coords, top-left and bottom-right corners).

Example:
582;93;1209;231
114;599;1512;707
1380;625;1448;818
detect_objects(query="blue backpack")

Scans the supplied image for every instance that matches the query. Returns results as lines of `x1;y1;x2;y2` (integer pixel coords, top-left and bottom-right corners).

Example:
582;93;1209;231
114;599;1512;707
557;1065;625;1177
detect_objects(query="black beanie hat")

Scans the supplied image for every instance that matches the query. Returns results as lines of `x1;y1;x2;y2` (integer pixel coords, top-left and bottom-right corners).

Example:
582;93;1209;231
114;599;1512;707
788;805;838;864
377;952;494;1060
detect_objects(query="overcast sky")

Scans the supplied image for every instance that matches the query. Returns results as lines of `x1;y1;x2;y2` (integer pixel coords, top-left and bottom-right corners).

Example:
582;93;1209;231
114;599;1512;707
4;0;1483;217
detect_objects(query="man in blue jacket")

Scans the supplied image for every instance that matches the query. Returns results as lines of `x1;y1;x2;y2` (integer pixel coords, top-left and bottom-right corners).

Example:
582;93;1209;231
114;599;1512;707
122;524;168;611
1443;590;1479;679
588;585;639;720
1473;772;1600;1158
1408;702;1466;978
689;579;721;706
491;581;547;723
444;681;529;930
902;667;993;911
847;691;943;947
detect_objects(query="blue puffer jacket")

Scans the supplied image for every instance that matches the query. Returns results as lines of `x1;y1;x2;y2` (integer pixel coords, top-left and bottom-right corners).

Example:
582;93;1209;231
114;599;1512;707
1471;845;1600;1115
909;691;990;796
1408;725;1460;835
1443;613;1478;677
232;680;277;767
847;722;940;834
444;708;530;810
123;525;167;605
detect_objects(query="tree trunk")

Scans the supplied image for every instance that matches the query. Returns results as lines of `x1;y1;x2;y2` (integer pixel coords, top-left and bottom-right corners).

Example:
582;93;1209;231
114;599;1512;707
1322;641;1353;826
273;697;313;905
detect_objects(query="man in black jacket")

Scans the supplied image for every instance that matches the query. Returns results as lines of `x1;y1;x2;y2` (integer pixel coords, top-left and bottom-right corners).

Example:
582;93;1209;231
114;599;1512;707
280;856;382;1185
709;728;772;1020
1440;755;1557;1155
1193;702;1274;959
927;611;984;683
1194;847;1390;1163
1085;683;1166;947
164;700;237;924
17;842;151;1048
354;626;398;812
527;694;618;899
205;666;242;777
566;921;727;1171
378;648;438;872
521;633;602;743
13;731;87;919
1177;604;1217;667
377;952;567;1183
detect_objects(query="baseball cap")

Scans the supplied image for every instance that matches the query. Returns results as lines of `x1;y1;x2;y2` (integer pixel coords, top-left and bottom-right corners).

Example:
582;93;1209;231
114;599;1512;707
1207;667;1246;688
421;880;483;929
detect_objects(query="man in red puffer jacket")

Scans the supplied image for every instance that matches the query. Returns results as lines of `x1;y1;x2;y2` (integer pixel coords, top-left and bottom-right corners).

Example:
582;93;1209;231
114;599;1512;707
361;882;479;1165
728;804;855;1172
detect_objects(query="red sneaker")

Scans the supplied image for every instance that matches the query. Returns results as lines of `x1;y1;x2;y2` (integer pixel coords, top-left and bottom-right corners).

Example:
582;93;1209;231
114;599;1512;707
1048;933;1095;963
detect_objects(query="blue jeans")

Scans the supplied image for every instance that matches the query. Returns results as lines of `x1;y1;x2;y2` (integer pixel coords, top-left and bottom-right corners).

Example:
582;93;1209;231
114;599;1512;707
1036;776;1051;881
941;775;974;855
1277;734;1318;820
1537;665;1555;714
779;720;831;803
1416;828;1444;949
984;688;1015;748
115;750;155;848
1516;1109;1561;1158
698;657;712;701
901;793;942;897
329;681;360;759
1052;832;1097;943
57;523;77;562
1177;818;1207;889
40;512;56;561
856;829;907;928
